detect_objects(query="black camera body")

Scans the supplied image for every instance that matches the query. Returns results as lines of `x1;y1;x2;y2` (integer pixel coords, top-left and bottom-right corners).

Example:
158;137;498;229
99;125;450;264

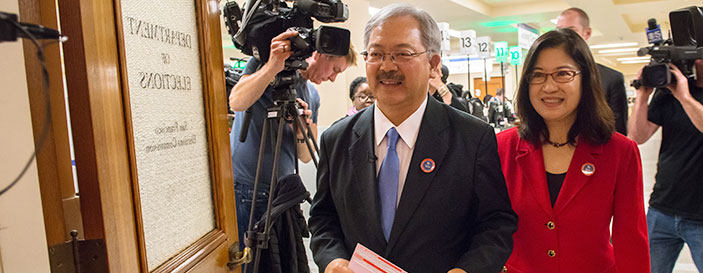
223;0;350;68
638;6;703;88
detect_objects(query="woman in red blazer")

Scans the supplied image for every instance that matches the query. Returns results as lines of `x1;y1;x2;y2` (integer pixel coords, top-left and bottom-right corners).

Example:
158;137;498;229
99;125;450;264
496;28;650;273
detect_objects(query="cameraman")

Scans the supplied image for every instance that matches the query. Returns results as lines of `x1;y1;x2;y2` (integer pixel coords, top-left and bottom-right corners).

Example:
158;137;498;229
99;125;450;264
229;29;357;248
629;59;703;272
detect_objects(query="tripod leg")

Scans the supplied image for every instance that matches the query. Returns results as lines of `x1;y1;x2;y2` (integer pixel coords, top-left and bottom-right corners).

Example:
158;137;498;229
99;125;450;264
293;114;318;168
243;115;269;273
252;114;287;273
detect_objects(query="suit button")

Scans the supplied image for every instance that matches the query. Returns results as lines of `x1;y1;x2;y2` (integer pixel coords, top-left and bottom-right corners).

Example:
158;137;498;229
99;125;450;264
502;266;507;272
547;221;555;230
547;250;556;257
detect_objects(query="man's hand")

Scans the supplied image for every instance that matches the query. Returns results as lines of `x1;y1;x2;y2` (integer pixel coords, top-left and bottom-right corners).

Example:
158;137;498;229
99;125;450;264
264;29;299;74
324;258;353;273
428;65;445;93
635;67;655;98
294;98;313;139
667;63;691;101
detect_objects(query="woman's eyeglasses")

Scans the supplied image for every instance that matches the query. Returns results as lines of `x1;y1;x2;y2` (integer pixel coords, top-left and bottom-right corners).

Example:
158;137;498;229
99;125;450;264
354;94;375;101
528;70;581;84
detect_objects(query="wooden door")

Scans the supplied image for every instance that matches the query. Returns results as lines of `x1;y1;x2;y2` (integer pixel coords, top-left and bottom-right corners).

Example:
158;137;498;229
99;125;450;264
57;0;240;272
473;76;505;103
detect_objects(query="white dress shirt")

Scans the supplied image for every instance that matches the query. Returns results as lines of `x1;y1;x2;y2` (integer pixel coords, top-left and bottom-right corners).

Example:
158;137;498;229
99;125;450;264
374;96;428;205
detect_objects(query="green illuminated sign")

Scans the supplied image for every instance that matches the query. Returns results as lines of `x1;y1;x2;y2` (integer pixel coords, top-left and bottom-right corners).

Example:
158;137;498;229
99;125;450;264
494;41;508;63
509;46;522;65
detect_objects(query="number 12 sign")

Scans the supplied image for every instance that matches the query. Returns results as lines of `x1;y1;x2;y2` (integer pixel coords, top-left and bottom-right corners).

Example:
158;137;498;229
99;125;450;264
476;36;491;59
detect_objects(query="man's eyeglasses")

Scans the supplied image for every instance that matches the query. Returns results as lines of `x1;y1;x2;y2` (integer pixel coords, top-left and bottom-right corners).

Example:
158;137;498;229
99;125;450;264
361;50;429;64
528;70;581;84
354;94;375;101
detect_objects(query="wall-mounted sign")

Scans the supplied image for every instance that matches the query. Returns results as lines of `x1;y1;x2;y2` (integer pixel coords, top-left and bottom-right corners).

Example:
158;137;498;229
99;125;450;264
518;23;539;49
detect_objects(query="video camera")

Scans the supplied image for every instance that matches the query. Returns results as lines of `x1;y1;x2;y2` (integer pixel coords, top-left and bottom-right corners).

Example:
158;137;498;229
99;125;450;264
223;0;350;70
636;6;703;88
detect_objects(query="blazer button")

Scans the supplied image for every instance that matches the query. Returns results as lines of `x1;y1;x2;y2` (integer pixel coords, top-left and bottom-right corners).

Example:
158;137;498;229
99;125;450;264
547;221;555;230
547;249;556;257
501;266;507;272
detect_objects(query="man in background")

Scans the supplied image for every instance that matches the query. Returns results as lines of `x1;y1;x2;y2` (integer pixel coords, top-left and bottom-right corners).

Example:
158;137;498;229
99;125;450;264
228;29;357;250
557;7;628;135
629;59;703;273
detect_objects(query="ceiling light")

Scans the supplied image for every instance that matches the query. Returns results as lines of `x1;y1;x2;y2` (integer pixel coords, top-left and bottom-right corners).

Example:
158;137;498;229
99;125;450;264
598;48;640;54
369;6;379;16
620;60;651;64
616;56;650;61
591;42;639;49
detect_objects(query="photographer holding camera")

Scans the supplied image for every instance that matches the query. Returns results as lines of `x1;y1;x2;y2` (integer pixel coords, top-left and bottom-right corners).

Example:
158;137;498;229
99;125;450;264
229;28;357;249
629;59;703;272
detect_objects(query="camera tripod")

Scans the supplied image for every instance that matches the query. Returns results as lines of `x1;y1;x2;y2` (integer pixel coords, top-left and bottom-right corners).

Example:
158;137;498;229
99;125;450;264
238;69;319;273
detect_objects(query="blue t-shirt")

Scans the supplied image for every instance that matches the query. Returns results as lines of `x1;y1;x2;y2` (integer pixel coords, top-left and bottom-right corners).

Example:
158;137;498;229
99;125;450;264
230;58;320;187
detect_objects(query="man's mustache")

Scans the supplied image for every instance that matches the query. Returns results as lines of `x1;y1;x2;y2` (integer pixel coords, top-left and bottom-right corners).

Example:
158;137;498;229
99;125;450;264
376;71;404;82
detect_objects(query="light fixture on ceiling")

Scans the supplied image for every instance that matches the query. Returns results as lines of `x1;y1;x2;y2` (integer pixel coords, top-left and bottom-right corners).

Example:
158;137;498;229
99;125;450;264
616;56;650;62
598;48;640;54
369;6;379;16
590;42;638;49
621;59;651;64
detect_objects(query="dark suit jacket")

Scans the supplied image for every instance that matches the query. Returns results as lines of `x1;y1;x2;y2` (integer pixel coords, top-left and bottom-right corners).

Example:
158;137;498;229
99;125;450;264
597;63;628;135
309;97;518;273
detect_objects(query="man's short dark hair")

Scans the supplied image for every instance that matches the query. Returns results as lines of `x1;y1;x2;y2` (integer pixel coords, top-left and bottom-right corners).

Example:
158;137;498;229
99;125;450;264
562;7;590;28
515;28;614;146
349;76;367;99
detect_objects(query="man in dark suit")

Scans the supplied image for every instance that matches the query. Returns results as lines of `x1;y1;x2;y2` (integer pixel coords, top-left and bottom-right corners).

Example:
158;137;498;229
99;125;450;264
557;7;629;134
308;4;518;273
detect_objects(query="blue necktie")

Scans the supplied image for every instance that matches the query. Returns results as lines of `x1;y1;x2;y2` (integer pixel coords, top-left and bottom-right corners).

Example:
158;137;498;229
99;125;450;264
378;127;399;241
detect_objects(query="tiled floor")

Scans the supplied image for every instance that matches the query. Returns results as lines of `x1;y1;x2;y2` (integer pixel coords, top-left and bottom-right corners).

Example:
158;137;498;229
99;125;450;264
297;128;699;272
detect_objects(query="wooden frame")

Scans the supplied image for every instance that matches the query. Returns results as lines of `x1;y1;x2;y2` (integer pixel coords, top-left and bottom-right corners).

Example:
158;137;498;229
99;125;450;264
18;0;75;246
57;0;237;271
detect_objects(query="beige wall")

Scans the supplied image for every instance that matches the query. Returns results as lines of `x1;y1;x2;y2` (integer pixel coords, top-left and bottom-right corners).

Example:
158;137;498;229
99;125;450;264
0;1;51;272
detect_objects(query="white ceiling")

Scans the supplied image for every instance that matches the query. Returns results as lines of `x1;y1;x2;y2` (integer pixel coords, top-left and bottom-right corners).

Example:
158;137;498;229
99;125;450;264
222;0;699;76
367;0;698;75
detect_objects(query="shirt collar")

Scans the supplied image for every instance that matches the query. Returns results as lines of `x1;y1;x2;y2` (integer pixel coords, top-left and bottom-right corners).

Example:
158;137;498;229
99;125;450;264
374;96;428;149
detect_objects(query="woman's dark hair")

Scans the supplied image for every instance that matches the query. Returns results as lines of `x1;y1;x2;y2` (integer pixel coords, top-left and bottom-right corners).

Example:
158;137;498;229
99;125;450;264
349;76;367;100
515;28;614;146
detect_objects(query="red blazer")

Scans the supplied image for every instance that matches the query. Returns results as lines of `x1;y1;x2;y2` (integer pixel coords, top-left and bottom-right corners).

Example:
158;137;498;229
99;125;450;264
496;128;650;273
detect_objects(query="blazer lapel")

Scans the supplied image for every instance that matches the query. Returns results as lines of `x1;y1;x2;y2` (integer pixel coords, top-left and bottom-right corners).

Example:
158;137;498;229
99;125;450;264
553;140;602;215
348;108;387;247
386;98;450;254
515;138;555;218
